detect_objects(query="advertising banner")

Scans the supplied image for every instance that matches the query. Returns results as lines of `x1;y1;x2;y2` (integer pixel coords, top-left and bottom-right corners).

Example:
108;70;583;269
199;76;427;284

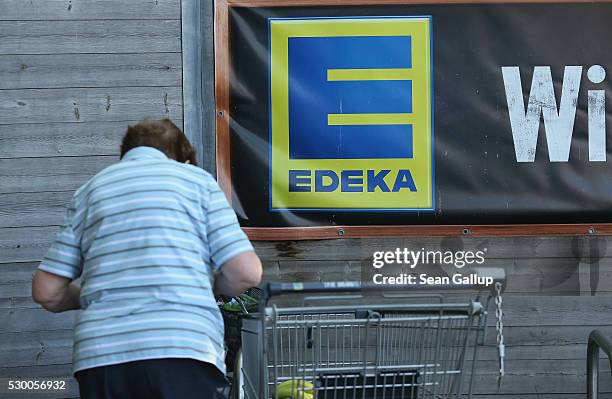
224;3;612;228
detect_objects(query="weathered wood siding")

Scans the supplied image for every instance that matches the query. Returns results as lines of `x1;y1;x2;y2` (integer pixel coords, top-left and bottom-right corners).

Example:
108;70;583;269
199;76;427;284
255;237;612;398
0;1;183;397
1;1;612;399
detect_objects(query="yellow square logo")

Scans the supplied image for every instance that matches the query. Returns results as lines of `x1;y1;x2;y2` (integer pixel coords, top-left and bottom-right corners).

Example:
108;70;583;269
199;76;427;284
269;17;433;211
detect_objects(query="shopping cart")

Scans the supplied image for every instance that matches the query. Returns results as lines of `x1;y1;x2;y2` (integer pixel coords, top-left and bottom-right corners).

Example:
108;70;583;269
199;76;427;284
235;276;505;399
219;288;262;372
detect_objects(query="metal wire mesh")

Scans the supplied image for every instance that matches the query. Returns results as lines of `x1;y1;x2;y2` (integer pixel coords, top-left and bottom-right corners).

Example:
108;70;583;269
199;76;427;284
241;300;484;399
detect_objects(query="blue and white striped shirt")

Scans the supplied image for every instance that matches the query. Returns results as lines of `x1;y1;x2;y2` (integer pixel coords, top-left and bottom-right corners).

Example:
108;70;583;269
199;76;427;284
38;146;254;374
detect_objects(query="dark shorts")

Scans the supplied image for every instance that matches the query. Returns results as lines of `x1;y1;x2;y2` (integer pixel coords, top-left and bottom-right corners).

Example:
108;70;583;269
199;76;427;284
75;358;228;399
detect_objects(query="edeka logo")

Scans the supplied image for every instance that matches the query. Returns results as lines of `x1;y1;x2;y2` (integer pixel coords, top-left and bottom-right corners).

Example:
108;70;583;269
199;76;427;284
269;17;434;211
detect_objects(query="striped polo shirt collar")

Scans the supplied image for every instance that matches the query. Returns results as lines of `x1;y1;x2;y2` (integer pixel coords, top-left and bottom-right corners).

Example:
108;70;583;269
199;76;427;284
122;146;168;161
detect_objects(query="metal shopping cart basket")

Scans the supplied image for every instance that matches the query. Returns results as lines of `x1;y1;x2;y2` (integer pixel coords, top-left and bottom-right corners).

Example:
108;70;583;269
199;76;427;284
236;276;505;399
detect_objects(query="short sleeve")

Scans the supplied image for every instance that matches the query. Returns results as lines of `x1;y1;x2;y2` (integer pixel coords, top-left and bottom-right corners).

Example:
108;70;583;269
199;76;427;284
205;181;253;270
38;199;83;280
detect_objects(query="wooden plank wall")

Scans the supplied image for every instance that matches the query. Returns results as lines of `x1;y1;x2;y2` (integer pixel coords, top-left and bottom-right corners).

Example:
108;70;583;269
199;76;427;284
255;237;612;398
0;0;183;397
1;1;612;399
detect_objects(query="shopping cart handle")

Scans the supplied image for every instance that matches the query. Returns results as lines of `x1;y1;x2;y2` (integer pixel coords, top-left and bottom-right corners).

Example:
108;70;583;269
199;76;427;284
263;282;362;299
262;273;507;300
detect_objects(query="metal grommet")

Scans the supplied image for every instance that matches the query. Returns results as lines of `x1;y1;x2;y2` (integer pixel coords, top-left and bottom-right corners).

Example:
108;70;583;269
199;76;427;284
463;228;470;235
337;228;345;237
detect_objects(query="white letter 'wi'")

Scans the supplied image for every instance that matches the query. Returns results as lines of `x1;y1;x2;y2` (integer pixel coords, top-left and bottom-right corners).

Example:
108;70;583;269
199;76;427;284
502;66;582;162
